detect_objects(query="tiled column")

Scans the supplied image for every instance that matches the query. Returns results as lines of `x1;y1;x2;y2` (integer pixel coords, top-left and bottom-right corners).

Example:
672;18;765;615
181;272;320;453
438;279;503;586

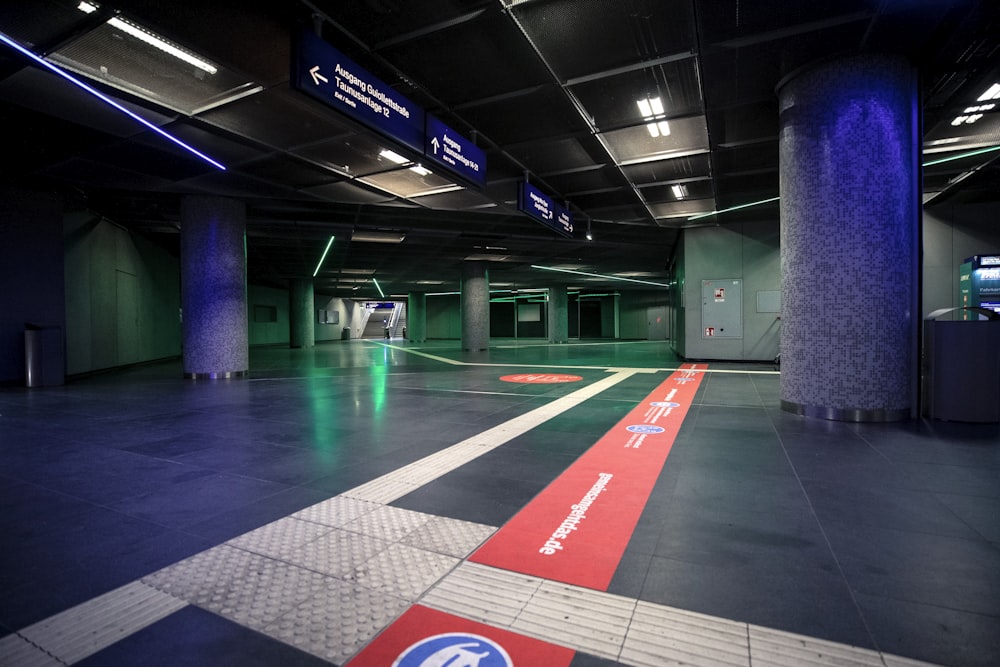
461;261;490;351
180;196;248;379
778;54;920;421
548;284;569;343
408;291;427;342
289;278;315;348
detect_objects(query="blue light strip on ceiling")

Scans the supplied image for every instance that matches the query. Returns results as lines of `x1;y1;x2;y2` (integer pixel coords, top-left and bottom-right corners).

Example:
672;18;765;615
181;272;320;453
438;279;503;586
0;30;225;170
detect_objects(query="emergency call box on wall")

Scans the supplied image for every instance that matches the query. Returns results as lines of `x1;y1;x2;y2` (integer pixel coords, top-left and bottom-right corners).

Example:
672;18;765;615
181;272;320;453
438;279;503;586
702;279;743;338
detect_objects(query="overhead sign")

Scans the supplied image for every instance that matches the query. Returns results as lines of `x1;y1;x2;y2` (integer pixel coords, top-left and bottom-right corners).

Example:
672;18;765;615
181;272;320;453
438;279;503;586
293;30;424;152
517;181;574;237
425;114;486;188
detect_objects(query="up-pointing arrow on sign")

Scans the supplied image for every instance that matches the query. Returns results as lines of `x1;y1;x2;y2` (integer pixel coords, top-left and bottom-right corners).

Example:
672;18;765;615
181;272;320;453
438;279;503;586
430;136;440;154
309;65;328;85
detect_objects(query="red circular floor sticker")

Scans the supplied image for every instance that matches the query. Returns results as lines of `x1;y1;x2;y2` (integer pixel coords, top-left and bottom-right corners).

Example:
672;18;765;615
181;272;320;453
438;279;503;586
500;373;583;384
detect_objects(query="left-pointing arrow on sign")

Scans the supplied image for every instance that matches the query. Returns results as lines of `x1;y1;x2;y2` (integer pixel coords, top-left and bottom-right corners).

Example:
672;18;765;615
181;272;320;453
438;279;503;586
309;65;328;85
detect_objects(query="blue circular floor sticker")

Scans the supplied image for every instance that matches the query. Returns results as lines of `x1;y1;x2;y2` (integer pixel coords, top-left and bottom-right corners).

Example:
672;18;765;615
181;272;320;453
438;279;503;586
626;424;665;434
649;401;680;408
393;633;513;667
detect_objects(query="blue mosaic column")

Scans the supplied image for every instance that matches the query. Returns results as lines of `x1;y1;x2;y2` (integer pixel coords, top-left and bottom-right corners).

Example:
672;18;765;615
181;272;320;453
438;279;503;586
180;196;248;379
408;291;427;342
548;284;569;343
289;278;315;348
778;54;920;421
461;261;490;351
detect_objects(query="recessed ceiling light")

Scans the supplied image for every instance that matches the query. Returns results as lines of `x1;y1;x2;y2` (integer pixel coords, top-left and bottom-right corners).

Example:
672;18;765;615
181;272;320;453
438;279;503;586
379;149;409;164
977;82;1000;102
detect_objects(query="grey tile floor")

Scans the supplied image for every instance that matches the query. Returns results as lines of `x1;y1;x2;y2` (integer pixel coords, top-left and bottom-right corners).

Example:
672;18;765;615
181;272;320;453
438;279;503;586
1;339;998;666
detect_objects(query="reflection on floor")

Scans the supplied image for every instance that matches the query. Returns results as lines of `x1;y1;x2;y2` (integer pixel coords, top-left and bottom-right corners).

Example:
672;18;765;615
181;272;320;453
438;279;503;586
1;339;997;666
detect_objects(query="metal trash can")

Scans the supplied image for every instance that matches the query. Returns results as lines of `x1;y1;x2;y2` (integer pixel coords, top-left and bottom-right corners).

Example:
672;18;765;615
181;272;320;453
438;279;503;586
25;323;65;387
923;307;1000;422
341;327;351;340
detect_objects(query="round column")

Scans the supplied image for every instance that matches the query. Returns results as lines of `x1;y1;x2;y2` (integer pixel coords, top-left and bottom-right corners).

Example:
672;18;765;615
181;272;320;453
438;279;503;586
289;278;315;348
180;196;248;379
461;261;490;351
408;291;427;342
778;54;920;421
548;284;569;343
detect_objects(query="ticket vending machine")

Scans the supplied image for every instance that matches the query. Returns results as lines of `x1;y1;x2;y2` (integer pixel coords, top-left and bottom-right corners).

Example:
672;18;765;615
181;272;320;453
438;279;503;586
959;254;1000;319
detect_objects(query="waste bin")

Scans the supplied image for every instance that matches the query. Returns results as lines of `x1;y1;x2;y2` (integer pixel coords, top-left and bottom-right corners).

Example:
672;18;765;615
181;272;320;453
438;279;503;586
25;323;65;388
923;307;1000;422
341;327;351;340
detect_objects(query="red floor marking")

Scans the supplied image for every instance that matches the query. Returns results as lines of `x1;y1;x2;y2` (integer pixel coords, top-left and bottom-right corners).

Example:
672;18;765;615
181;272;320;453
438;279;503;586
499;373;583;383
471;364;706;590
345;605;574;667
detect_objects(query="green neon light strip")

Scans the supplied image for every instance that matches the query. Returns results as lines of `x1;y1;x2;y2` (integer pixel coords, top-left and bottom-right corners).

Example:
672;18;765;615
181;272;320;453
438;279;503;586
922;144;1000;166
373;278;385;298
687;196;781;221
312;236;335;277
531;265;670;287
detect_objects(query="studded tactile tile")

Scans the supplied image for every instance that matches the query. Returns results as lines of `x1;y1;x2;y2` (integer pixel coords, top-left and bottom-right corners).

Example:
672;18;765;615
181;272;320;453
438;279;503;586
291;495;382;527
201;553;338;631
142;545;258;604
399;515;496;558
341;504;434;541
0;633;65;667
264;579;409;665
347;542;460;601
622;601;750;667
284;527;390;578
226;516;332;560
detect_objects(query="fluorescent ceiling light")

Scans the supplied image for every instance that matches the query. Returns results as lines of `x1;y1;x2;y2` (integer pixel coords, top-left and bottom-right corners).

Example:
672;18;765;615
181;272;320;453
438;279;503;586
638;96;669;138
78;1;217;74
0;31;225;170
409;165;431;176
922;144;1000;166
636;98;653;117
410;184;463;197
352;230;405;243
977;83;1000;101
671;184;687;199
532;265;671;288
687;196;781;221
379;149;409;164
312;235;335;277
964;104;995;113
373;278;385;298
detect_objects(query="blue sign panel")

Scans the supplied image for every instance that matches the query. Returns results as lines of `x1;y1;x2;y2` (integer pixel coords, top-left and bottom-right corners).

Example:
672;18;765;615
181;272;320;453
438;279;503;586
425;114;486;188
293;30;424;152
517;182;574;237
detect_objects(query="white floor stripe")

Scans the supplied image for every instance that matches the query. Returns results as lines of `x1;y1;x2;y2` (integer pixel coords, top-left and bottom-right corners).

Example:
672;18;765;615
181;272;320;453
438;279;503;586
16;581;186;665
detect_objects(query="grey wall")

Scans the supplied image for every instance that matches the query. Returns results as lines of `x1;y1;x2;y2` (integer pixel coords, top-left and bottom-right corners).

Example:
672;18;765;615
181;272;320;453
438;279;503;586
427;294;461;339
0;188;66;384
674;220;781;361
64;213;180;375
248;284;289;346
316;296;367;341
619;290;672;339
922;202;1000;317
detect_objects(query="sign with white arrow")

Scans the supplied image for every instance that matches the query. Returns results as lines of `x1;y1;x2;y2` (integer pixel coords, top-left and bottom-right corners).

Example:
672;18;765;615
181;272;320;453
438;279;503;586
518;181;574;237
293;30;424;152
424;114;486;189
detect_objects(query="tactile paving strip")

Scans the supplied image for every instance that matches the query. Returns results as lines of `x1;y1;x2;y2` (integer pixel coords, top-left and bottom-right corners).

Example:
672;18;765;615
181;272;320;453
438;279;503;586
421;561;542;627
16;581;187;665
747;624;884;667
0;633;69;667
622;601;750;667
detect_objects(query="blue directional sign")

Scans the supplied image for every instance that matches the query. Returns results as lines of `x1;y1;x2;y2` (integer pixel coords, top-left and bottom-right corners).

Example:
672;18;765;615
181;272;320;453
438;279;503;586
293;30;424;153
517;181;574;237
425;114;486;189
